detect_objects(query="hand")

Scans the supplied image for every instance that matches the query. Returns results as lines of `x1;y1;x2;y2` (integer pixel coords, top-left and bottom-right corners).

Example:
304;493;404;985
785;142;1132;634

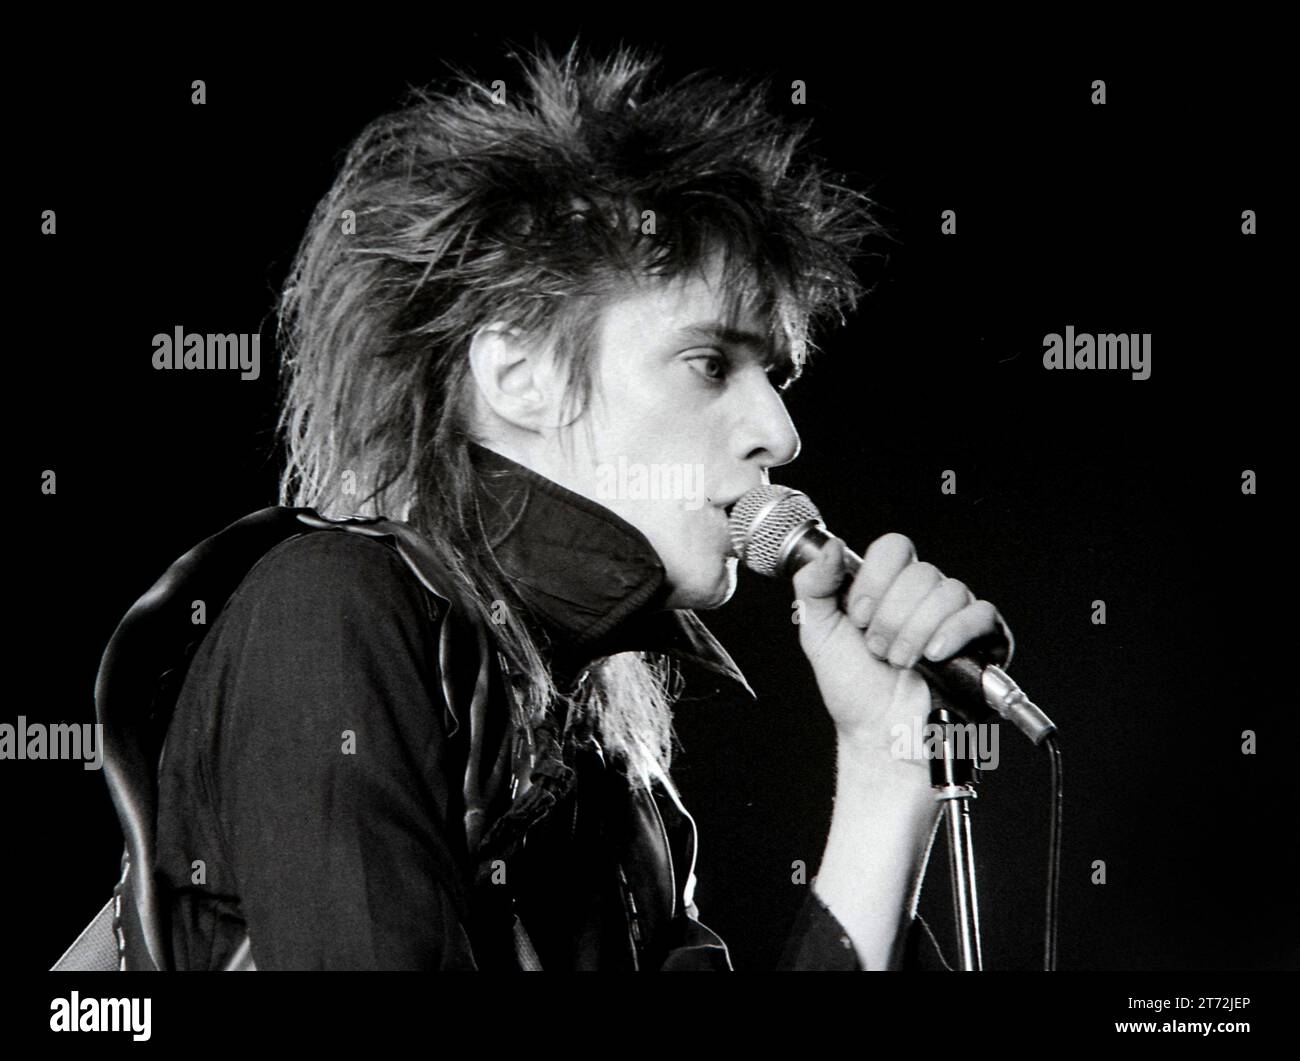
793;532;1013;769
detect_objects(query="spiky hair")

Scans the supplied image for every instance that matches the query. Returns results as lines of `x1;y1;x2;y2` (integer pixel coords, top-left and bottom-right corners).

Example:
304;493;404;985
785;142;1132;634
276;45;879;785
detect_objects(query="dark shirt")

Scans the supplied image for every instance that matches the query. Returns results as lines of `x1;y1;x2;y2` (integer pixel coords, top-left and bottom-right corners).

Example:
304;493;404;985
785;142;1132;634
154;446;949;970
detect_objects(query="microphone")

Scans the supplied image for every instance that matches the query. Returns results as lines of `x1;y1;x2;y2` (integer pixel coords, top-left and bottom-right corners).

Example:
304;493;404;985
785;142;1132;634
728;484;1056;744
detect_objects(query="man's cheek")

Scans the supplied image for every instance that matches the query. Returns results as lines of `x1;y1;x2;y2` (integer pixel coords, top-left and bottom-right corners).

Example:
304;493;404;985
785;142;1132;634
682;462;707;510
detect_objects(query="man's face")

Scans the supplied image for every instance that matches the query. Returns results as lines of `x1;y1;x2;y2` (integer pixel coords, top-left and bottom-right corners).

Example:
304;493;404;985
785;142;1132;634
534;269;802;610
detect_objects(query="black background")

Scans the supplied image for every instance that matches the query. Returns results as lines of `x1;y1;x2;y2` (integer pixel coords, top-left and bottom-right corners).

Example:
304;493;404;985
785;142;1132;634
12;23;1293;973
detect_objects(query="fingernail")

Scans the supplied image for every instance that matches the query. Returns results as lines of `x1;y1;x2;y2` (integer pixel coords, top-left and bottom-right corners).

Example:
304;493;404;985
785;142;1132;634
866;634;888;658
924;636;946;661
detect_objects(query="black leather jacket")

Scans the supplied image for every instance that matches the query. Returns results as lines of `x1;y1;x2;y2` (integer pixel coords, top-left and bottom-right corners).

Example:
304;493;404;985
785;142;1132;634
93;446;948;971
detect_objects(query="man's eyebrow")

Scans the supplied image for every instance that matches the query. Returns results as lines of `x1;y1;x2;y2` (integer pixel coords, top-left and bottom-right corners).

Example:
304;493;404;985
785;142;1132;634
676;321;790;367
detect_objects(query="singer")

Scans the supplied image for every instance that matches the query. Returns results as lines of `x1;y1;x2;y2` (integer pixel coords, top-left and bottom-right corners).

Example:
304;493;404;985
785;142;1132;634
148;46;1013;971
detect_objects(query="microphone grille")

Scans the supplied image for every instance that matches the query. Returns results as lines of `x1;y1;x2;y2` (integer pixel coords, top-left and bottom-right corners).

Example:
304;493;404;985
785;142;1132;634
728;485;822;577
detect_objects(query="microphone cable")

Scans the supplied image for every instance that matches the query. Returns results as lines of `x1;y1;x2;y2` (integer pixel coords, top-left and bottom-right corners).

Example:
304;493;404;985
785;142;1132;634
1043;734;1063;971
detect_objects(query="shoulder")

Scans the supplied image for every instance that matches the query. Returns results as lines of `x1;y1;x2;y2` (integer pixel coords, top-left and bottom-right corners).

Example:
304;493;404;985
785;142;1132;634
238;528;438;613
245;526;417;587
209;528;446;659
181;526;455;751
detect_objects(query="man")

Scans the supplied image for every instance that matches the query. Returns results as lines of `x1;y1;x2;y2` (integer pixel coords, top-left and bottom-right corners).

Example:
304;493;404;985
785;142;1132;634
153;46;1011;970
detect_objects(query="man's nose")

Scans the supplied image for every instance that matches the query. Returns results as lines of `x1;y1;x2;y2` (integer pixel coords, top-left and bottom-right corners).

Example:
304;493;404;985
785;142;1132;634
739;378;801;469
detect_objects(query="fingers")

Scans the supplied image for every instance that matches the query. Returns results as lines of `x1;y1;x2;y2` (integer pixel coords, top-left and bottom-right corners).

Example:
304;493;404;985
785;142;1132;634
921;599;1001;663
844;533;916;625
843;532;1006;669
890;578;975;668
860;561;943;663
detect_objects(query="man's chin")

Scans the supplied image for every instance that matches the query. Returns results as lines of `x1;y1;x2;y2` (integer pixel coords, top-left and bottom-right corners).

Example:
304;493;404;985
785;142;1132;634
664;559;738;611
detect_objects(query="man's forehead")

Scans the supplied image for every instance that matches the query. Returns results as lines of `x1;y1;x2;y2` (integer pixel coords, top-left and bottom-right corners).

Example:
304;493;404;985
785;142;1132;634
609;269;795;362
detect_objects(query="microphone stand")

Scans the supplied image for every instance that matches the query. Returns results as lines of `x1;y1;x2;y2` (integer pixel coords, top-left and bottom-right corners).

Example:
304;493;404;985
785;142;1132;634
930;706;983;971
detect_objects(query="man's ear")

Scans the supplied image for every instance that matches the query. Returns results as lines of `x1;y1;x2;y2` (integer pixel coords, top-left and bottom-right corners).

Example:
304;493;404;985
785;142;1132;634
467;323;565;432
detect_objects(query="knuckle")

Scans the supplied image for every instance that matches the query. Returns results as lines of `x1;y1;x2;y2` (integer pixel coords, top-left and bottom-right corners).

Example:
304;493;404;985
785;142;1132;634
939;577;969;601
868;615;897;641
868;604;905;639
869;532;914;563
910;561;942;585
881;531;913;552
899;612;937;643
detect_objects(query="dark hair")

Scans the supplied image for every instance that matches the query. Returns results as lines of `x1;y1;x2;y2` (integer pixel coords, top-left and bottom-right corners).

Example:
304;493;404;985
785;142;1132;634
276;44;879;786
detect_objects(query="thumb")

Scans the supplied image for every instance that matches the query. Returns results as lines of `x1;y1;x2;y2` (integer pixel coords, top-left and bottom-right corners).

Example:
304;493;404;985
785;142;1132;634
791;533;849;625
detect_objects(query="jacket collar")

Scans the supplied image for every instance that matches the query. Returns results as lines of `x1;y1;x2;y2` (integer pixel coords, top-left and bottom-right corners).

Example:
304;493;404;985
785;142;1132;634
468;442;753;700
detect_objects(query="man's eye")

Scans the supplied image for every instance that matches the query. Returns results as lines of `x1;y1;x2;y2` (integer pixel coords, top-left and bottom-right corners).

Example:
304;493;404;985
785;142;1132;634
687;352;728;383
